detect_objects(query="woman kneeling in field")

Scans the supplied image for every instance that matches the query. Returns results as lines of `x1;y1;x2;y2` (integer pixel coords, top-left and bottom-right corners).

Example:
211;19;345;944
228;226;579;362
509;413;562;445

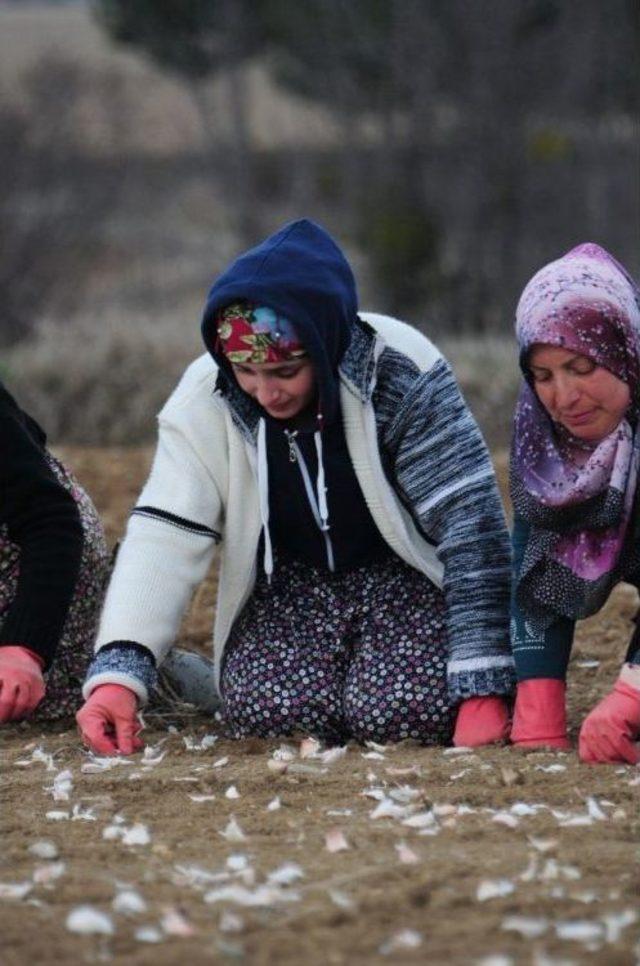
0;382;109;723
77;219;514;754
509;243;640;763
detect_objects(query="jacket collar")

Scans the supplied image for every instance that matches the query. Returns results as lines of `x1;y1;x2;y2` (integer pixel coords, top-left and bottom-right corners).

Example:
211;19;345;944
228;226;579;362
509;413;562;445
338;315;379;403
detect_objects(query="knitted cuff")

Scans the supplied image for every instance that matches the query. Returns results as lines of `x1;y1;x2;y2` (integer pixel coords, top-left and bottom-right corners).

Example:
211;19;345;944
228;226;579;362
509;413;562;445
83;642;157;706
448;664;517;704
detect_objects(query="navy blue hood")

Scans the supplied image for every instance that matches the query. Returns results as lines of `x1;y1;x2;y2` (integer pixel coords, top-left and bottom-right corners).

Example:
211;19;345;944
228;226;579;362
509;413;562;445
202;219;358;425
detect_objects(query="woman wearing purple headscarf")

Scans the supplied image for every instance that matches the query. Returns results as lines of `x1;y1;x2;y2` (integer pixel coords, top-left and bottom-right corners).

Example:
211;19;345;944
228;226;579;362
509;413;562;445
509;243;640;764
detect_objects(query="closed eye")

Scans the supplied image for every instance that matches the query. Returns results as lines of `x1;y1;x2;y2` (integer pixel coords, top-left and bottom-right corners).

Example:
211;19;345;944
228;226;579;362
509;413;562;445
275;367;303;379
529;367;551;383
529;357;597;382
231;364;304;379
568;358;596;375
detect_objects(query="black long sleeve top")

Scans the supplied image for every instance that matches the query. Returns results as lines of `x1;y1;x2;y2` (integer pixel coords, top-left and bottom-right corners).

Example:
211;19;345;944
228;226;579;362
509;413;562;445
0;382;83;669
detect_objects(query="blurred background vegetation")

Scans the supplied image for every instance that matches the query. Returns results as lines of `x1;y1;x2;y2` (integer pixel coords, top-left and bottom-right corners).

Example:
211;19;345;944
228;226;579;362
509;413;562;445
1;0;638;448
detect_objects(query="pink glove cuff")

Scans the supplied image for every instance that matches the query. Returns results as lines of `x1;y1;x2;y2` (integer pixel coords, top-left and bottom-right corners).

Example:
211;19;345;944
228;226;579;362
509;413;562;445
453;696;510;747
511;678;568;746
611;680;640;726
0;645;45;669
0;645;47;722
619;664;640;692
90;683;139;706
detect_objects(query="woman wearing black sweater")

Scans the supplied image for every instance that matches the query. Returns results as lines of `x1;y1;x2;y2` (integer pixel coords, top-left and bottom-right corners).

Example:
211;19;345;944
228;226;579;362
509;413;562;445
0;381;109;722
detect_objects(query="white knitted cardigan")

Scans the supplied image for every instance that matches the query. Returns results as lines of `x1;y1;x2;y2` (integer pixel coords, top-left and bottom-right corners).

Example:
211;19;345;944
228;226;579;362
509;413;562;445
85;313;514;703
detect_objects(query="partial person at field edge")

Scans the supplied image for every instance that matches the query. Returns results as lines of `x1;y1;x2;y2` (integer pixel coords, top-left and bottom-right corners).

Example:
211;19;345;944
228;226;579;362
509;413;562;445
0;381;110;723
509;242;640;763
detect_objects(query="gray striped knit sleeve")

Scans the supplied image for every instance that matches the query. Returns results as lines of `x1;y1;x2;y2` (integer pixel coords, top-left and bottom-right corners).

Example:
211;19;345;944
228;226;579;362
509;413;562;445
83;642;157;705
374;349;515;702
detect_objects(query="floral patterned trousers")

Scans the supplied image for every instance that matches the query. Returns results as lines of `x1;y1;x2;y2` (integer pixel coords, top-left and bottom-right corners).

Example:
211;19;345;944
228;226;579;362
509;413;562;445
221;552;455;745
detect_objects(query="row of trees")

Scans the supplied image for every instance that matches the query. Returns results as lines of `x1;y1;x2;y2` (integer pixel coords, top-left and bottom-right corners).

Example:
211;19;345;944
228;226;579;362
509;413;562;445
1;1;637;345
93;0;639;324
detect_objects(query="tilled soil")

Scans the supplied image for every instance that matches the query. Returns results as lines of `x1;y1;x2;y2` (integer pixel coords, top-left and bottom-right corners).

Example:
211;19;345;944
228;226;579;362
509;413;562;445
1;448;638;965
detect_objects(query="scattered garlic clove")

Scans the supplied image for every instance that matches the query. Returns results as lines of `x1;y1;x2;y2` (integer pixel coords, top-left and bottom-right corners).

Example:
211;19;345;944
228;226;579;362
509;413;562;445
0;882;32;900
121;823;151;846
113;889;147;915
477;879;515;902
160;905;196;937
135;925;163;943
325;827;350;852
66;905;114;935
300;737;321;759
28;840;58;860
395;842;420;865
502;915;548;939
267;863;304;886
219;910;244;933
220;817;246;843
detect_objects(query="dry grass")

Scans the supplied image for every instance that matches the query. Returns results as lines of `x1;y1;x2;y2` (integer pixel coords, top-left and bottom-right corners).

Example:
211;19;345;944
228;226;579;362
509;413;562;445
7;319;520;451
6;311;203;445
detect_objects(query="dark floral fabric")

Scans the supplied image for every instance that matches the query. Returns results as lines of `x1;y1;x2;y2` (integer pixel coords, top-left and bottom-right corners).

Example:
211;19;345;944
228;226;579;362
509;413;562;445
221;551;455;745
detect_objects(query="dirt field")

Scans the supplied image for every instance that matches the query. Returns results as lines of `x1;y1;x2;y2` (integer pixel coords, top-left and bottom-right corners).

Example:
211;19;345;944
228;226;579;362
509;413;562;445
1;448;639;965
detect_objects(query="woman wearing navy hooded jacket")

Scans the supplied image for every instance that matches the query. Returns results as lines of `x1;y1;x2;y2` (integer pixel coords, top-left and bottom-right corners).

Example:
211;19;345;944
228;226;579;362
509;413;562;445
77;220;514;754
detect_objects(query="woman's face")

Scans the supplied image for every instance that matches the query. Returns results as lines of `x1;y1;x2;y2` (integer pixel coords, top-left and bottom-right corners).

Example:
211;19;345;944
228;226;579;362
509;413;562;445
528;344;631;442
231;358;316;419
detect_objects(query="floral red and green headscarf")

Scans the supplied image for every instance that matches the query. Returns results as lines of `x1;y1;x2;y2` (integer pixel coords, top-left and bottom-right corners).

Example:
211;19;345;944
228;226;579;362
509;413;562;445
216;302;306;364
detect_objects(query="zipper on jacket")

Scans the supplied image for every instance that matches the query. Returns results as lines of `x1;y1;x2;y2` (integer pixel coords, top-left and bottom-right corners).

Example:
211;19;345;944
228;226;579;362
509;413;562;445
284;429;299;463
289;437;335;572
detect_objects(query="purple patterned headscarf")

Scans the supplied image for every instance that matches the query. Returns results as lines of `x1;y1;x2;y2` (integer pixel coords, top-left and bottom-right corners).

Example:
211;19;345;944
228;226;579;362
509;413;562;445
510;243;640;620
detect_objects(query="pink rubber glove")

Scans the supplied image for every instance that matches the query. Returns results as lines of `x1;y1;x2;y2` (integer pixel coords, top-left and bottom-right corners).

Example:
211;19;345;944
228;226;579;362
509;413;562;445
76;684;143;756
453;696;510;747
510;678;570;749
579;669;640;765
0;645;46;723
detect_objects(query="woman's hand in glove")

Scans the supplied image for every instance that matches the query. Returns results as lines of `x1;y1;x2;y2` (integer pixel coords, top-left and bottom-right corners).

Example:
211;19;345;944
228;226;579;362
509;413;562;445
0;645;46;723
579;666;640;765
76;684;143;756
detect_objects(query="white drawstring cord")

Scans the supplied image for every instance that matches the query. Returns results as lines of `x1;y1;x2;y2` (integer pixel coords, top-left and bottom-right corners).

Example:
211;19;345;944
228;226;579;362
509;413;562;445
257;418;274;581
314;431;330;530
257;419;334;578
314;431;335;572
290;434;335;572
